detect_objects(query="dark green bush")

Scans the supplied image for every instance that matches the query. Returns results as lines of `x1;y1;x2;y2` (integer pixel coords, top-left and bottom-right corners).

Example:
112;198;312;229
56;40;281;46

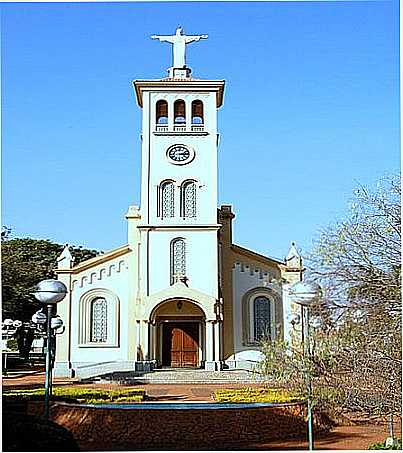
3;411;79;451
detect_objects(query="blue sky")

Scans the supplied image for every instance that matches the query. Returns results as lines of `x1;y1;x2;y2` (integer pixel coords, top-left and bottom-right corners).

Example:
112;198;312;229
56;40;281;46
2;1;400;260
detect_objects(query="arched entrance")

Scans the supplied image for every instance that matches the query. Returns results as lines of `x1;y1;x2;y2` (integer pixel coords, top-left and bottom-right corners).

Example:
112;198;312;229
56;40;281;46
150;299;206;368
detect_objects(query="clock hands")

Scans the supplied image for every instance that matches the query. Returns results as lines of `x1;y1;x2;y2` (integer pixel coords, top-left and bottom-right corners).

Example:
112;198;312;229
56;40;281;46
167;145;193;163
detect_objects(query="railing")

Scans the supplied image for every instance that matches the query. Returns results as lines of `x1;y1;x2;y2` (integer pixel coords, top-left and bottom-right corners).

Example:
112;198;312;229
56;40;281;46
154;124;205;133
191;124;204;132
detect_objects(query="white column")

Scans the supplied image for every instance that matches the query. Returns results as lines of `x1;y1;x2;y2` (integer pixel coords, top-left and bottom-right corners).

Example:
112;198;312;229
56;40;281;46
149;323;154;361
136;320;142;361
205;320;214;362
186;99;192;131
214;321;221;362
142;320;149;360
150;322;157;361
283;283;303;348
168;98;174;131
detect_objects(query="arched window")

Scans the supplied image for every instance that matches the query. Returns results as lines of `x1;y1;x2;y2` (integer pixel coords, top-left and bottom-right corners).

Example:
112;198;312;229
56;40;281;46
181;180;197;218
156;100;168;124
161;181;175;218
90;297;108;342
79;289;120;347
191;100;204;124
253;296;272;341
171;238;186;284
174;100;186;124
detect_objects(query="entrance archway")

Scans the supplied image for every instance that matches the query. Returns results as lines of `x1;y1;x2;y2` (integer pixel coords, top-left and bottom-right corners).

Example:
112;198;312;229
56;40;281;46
150;299;206;368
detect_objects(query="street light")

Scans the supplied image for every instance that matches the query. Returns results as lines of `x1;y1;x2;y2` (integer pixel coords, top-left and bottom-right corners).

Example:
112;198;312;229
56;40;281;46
32;279;67;419
289;281;322;451
13;320;23;329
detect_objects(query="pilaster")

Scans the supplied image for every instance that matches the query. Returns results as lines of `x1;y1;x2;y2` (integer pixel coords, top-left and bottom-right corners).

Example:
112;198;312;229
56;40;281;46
282;242;305;345
54;246;74;377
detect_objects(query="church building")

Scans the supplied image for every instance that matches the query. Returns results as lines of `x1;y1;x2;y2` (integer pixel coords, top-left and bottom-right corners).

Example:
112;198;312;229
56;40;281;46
54;28;304;378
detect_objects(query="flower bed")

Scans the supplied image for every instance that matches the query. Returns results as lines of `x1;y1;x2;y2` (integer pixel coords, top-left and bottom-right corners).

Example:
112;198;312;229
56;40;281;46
213;387;302;403
3;386;146;404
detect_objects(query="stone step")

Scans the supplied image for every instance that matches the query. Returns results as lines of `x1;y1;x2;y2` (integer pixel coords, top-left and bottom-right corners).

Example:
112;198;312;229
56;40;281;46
87;369;268;385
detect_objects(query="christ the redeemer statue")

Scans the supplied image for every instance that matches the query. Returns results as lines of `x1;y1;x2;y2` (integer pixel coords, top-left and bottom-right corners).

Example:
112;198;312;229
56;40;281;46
151;27;208;68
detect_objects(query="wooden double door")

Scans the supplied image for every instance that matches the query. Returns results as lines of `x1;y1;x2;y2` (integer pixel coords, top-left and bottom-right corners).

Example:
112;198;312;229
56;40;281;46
162;322;199;368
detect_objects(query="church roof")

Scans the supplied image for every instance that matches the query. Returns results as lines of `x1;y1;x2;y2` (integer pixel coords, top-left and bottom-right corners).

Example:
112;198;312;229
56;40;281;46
57;244;131;273
133;78;225;108
231;244;285;266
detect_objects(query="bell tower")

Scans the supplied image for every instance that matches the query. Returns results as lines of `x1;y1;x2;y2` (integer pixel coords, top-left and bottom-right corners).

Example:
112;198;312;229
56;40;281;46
132;28;225;299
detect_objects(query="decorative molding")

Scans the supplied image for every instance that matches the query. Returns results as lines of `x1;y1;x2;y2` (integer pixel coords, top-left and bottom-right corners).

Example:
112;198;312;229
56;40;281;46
154;131;208;136
78;288;120;348
57;245;131;274
137;224;221;231
145;282;216;320
232;244;284;266
241;287;280;346
133;81;225;108
71;259;127;290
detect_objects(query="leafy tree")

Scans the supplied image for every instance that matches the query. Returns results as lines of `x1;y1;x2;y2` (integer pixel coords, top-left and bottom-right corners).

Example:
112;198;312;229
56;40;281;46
309;175;400;316
260;176;401;418
1;233;100;321
307;175;401;416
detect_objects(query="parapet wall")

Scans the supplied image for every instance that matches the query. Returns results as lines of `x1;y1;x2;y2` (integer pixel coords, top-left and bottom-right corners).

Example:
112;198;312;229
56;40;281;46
28;402;332;450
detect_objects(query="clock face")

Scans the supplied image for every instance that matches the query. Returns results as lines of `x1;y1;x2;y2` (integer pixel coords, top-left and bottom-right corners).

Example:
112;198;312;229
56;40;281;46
167;145;194;164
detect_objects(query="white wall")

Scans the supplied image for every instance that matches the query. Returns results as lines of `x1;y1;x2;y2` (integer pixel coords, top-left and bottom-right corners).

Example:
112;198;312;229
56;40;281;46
143;91;218;226
231;262;283;360
69;253;132;364
147;229;218;298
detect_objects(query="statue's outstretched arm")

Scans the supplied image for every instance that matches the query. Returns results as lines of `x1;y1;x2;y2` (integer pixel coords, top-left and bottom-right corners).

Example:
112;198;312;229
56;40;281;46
185;35;208;43
151;35;175;43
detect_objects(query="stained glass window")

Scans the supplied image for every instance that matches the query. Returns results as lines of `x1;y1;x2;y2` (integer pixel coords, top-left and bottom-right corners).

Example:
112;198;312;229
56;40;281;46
171;238;186;284
161;181;175;218
91;297;107;342
183;181;196;218
253;296;271;341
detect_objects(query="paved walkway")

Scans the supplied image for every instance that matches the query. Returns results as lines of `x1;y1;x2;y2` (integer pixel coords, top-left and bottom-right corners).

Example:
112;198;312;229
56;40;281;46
2;371;263;402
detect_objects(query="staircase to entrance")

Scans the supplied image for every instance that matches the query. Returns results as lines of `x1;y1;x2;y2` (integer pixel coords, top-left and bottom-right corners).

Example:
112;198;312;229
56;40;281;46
84;367;267;385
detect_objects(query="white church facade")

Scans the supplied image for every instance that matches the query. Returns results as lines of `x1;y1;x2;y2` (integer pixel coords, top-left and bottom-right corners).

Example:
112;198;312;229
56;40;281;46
54;28;304;378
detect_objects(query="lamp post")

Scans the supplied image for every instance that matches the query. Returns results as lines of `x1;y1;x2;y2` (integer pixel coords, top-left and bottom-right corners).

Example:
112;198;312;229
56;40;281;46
32;279;67;419
289;281;322;451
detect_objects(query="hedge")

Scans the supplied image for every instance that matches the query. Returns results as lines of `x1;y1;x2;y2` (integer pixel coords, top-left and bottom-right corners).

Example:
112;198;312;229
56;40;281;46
213;387;302;403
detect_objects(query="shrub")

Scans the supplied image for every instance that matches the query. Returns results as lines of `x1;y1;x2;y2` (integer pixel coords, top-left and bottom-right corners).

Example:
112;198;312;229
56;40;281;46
3;386;146;404
6;339;18;351
3;411;79;451
213;387;302;403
